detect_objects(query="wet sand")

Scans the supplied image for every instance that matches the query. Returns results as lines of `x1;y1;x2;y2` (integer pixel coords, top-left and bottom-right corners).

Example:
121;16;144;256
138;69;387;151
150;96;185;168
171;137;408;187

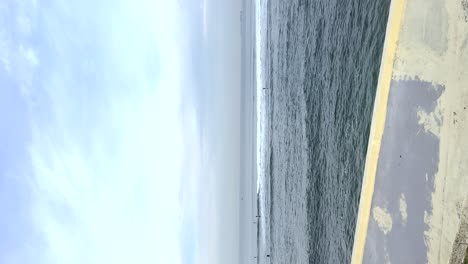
240;0;258;262
352;0;468;263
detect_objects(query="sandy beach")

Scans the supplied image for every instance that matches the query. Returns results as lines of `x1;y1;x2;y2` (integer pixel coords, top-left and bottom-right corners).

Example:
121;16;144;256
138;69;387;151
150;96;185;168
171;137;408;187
352;0;468;263
240;0;258;262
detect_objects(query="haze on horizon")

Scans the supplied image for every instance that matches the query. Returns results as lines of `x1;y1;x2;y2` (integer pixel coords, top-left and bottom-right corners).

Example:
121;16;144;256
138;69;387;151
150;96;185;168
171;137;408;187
0;0;255;263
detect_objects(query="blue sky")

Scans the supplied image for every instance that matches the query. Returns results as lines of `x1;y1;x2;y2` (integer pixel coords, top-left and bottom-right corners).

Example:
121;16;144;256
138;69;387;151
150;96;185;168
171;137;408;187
0;0;242;263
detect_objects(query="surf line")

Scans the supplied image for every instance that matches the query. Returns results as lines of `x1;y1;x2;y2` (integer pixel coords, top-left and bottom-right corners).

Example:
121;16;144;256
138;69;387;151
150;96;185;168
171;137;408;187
351;0;407;263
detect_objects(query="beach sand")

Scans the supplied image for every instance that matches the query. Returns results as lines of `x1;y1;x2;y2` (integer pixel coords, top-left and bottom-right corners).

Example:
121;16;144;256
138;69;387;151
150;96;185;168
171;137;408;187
352;0;468;263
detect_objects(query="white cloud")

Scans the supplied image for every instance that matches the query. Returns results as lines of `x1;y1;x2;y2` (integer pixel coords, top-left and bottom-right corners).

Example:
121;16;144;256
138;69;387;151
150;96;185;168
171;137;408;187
0;4;12;74
202;0;208;37
28;69;183;264
19;45;38;68
16;14;32;36
14;0;185;263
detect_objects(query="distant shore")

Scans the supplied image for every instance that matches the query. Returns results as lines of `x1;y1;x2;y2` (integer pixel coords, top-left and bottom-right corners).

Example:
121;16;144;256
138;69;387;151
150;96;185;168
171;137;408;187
239;0;258;263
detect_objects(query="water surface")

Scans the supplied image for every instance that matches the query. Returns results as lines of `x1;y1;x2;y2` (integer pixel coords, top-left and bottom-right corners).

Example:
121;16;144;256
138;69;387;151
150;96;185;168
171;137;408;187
256;0;391;263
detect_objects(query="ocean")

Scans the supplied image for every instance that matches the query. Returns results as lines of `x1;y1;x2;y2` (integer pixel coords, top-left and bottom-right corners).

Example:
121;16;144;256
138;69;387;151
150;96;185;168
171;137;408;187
256;0;391;263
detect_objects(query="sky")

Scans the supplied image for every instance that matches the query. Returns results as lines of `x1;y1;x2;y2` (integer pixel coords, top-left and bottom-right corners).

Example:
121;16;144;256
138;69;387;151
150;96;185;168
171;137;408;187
0;0;242;264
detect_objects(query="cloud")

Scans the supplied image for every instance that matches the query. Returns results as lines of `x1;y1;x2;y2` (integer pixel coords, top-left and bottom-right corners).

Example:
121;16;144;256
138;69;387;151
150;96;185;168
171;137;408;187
3;0;245;263
27;86;183;264
177;1;243;262
1;0;185;263
202;0;208;37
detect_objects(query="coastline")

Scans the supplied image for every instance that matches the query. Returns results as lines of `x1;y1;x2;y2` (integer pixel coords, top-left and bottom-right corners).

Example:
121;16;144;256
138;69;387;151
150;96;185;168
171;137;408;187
240;0;258;263
351;0;406;262
352;0;468;263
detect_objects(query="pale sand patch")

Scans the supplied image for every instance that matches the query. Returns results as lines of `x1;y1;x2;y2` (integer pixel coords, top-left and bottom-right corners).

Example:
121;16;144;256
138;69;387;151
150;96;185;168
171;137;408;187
399;193;408;226
373;206;393;235
417;104;442;137
391;0;468;263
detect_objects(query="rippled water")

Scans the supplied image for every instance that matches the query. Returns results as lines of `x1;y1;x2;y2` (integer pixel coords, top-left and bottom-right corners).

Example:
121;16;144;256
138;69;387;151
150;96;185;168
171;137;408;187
256;0;391;263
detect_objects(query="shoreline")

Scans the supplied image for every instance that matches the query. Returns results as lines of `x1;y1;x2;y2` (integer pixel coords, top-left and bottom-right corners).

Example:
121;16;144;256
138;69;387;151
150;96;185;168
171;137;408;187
240;0;258;263
351;0;407;262
352;0;468;262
